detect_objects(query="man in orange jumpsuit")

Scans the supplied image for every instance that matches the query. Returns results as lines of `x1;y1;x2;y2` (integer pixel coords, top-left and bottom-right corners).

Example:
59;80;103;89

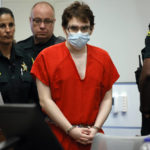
31;1;119;150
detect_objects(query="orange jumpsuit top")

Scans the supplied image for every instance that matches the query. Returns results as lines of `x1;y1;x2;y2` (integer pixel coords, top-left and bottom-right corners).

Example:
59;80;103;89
31;42;119;150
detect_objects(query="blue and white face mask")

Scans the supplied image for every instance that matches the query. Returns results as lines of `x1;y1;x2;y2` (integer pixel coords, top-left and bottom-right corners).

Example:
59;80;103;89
67;31;90;50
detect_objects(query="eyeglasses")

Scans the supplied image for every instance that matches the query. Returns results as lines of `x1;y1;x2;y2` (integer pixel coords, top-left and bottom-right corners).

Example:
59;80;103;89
32;18;55;25
67;25;91;33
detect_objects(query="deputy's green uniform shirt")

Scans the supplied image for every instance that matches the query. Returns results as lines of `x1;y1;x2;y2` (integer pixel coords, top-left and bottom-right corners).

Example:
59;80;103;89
0;43;38;103
16;35;65;62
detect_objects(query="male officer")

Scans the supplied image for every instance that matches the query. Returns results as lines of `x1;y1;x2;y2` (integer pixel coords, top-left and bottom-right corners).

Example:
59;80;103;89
17;1;65;62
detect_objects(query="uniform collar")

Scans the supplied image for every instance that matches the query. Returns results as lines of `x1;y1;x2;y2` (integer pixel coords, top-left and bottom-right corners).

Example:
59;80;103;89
0;43;24;60
19;36;34;49
34;34;56;47
20;35;56;49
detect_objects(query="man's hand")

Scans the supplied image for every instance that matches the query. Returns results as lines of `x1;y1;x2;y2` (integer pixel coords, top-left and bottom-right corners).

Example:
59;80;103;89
69;126;98;145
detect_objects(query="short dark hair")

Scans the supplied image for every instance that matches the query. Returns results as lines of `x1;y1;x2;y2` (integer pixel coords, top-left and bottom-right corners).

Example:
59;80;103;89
0;7;14;20
62;1;94;30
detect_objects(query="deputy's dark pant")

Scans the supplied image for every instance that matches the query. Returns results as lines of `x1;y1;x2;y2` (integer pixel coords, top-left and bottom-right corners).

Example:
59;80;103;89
141;114;150;135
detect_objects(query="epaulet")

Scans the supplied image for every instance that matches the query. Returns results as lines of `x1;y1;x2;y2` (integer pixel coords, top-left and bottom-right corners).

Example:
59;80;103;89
147;31;150;36
54;36;66;44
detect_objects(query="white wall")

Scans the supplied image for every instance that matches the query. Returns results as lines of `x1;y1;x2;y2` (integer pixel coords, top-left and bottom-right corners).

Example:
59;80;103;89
103;83;141;136
2;0;150;82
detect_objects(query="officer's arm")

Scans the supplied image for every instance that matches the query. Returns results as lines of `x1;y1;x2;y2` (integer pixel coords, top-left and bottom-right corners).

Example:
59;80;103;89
139;58;150;116
139;58;150;92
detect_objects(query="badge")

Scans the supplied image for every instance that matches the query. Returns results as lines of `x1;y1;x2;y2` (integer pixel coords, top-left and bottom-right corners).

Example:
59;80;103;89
21;61;28;72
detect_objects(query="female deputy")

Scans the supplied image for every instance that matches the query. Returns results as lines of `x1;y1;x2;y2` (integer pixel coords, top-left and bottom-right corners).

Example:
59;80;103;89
0;7;37;103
